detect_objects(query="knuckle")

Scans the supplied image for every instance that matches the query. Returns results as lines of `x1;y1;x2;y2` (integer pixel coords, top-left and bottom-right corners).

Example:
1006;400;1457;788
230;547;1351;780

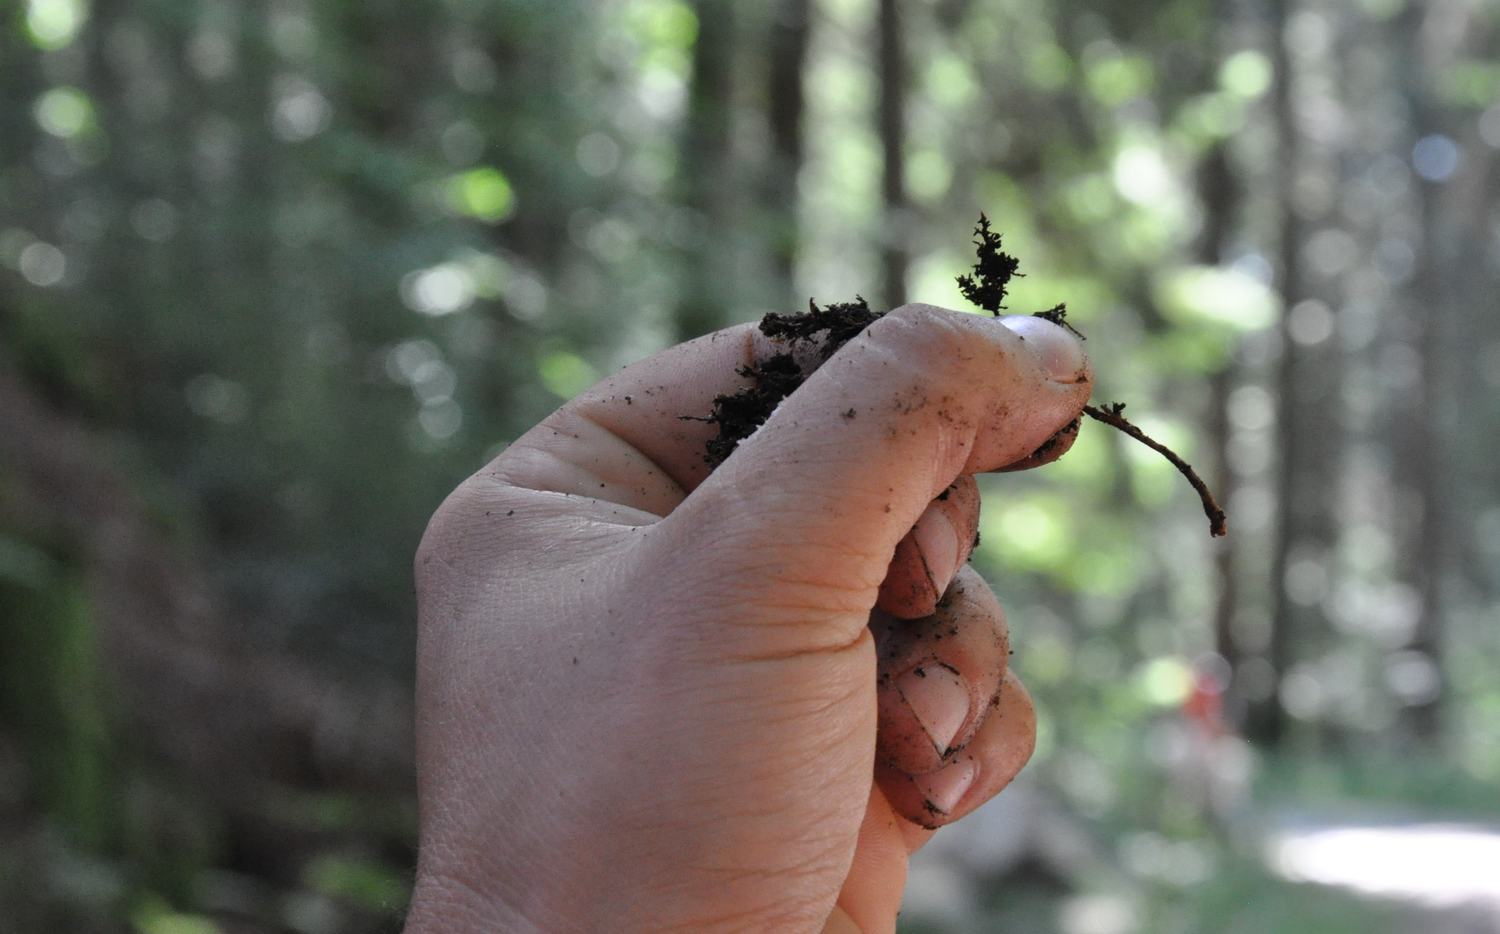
413;473;488;585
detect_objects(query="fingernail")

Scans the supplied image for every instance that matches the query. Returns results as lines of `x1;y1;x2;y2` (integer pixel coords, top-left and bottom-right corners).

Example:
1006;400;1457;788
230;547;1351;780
911;508;960;599
913;757;979;817
999;315;1089;383
896;664;972;756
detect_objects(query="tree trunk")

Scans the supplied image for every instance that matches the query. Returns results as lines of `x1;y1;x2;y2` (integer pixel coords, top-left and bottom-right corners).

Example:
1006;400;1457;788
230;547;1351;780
1196;143;1245;721
1390;0;1473;742
1254;0;1327;747
878;0;908;309
765;0;812;311
678;0;738;340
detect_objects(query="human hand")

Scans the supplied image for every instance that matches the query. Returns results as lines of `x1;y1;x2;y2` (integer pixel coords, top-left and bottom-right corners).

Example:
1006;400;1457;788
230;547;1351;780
403;303;1093;934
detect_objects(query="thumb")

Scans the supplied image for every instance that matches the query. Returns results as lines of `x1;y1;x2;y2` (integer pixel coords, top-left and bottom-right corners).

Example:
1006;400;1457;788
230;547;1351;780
647;303;1090;655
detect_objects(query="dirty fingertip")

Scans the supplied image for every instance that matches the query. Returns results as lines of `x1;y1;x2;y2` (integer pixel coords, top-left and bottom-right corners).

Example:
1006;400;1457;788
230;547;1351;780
910;507;960;600
998;315;1090;384
912;755;979;818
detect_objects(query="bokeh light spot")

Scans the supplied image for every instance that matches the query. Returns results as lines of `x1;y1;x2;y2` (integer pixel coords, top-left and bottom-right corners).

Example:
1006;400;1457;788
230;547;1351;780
537;352;599;400
401;264;476;317
1138;657;1194;707
26;0;86;49
1412;134;1460;181
1219;50;1272;99
444;168;515;224
18;242;66;286
33;87;93;137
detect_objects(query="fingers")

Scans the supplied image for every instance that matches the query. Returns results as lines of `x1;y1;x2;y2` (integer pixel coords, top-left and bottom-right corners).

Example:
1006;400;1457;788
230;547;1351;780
873;566;1008;776
830;787;911;934
820;906;864;934
875;476;980;620
876;669;1036;829
870;566;1037;829
487;303;1088;658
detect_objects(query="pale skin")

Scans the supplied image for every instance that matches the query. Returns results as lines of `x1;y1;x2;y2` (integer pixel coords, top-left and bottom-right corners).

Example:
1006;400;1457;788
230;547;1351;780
405;303;1094;934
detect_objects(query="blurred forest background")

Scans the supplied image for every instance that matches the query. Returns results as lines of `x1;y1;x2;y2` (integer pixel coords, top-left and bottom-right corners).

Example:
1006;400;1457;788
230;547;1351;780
3;0;1500;930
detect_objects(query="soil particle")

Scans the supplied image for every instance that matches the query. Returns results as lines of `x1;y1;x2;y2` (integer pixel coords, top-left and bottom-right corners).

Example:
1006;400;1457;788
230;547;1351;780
696;353;804;466
1023;417;1081;463
1033;303;1086;340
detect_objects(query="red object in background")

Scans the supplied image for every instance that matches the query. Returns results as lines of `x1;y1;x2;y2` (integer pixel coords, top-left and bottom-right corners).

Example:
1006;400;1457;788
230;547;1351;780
1183;672;1226;736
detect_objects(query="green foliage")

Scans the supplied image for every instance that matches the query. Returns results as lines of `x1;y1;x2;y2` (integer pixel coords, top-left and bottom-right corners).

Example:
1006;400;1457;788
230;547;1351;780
4;0;1499;929
131;896;221;934
304;854;411;912
0;571;116;852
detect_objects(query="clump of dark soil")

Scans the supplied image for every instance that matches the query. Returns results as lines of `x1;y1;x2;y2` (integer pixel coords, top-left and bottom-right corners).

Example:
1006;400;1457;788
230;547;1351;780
695;216;1228;538
697;298;881;467
759;298;883;361
700;353;807;466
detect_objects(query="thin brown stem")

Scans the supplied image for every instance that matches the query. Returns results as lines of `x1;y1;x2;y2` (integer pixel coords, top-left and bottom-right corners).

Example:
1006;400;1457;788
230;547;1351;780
1083;403;1228;538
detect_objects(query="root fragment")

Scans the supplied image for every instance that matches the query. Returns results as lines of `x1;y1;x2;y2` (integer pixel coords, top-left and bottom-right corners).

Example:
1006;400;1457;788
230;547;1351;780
1082;402;1228;538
